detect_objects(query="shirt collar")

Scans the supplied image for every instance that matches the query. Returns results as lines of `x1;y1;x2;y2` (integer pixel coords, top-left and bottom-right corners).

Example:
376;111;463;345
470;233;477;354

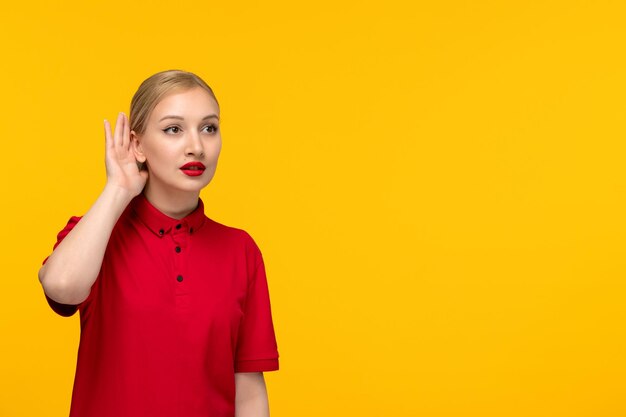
130;193;206;237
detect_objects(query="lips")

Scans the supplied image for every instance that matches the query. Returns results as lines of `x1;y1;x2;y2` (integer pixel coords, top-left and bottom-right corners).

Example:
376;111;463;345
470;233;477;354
180;162;206;177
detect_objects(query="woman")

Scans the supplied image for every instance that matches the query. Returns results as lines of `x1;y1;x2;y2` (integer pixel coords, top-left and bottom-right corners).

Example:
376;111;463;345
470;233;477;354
38;70;279;417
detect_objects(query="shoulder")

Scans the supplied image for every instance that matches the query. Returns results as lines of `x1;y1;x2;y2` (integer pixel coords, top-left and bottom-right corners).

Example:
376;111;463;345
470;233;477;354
204;218;263;258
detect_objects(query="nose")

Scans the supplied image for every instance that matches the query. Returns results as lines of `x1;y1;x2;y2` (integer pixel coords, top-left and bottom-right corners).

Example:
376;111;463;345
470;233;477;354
185;131;205;158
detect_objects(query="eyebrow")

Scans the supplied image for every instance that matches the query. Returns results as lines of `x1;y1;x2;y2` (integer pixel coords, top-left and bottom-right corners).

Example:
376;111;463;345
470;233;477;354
159;114;219;122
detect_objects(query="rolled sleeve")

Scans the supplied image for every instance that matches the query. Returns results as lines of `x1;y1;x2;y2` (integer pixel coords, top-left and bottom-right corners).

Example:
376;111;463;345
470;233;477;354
41;216;83;317
234;240;280;373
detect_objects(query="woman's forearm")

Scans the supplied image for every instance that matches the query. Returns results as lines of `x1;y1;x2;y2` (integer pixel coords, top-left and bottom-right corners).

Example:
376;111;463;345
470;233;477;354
38;183;134;305
235;372;270;417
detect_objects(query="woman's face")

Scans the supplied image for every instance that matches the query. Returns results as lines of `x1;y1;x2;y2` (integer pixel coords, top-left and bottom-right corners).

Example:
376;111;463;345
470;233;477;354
131;87;222;200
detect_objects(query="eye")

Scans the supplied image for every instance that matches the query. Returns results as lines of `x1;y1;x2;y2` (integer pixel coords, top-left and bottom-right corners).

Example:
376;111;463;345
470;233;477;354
203;124;219;134
163;126;181;134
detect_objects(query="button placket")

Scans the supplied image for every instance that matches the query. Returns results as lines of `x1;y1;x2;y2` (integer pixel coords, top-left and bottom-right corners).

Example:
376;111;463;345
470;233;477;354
171;225;190;295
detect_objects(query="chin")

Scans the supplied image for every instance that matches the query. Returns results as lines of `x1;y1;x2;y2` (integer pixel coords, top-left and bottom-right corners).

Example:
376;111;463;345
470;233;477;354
179;181;211;193
182;176;214;192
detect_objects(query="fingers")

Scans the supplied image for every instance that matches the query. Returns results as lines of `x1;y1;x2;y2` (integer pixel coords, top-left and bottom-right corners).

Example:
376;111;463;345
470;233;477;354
104;119;113;151
105;112;130;151
122;112;130;149
114;112;124;149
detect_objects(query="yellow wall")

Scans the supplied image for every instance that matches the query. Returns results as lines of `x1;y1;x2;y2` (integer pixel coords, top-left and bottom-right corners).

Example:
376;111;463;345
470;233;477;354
2;1;625;416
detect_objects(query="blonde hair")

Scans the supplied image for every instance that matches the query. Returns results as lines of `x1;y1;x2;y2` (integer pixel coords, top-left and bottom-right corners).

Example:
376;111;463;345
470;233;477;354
130;69;219;135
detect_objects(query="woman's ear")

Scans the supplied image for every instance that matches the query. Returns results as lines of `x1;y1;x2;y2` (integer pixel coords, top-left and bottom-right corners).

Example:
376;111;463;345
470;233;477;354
130;130;147;163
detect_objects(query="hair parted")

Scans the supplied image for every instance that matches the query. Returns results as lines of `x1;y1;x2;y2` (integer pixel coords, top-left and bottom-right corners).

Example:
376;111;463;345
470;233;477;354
129;69;219;135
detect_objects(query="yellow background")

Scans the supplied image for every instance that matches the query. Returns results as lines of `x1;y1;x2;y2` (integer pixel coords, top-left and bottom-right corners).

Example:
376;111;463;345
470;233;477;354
1;1;625;416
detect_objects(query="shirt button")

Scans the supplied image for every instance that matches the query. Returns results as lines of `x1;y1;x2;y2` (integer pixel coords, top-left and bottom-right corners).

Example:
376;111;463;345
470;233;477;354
177;275;183;282
175;246;181;253
176;224;182;230
159;229;164;236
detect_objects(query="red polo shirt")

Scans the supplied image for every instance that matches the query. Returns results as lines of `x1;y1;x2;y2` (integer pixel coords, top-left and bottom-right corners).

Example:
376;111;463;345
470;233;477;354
41;193;279;417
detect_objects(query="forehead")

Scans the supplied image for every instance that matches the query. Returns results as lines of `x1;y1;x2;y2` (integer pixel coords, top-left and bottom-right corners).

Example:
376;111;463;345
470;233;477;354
151;87;219;120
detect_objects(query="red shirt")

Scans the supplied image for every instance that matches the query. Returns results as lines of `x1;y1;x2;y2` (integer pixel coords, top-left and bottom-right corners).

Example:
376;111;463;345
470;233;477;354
42;193;279;417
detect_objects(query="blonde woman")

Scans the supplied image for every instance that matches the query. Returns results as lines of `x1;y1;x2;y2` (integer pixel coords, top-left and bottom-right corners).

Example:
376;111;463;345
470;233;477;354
39;70;279;417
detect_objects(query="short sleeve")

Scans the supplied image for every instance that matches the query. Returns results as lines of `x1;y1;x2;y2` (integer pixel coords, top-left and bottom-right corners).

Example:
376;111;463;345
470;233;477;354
41;216;83;317
234;238;280;373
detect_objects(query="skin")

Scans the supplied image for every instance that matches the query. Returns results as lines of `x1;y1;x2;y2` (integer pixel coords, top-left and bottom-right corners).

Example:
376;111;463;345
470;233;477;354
39;87;270;416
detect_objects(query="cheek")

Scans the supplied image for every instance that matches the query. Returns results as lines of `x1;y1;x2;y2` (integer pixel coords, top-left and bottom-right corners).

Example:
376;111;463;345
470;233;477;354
144;149;172;171
143;142;170;161
211;138;223;156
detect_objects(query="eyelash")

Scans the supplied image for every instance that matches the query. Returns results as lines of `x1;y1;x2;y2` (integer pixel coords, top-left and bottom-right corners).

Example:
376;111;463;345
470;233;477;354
163;124;219;134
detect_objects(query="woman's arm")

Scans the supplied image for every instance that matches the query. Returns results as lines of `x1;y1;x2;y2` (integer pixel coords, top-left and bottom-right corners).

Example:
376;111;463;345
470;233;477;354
235;372;270;417
38;113;147;305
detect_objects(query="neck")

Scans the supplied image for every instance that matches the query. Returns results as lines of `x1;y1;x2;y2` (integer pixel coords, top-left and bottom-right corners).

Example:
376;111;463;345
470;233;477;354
142;184;200;219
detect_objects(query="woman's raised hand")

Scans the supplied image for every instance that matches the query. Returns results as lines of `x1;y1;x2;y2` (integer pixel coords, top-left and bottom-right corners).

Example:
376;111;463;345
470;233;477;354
39;113;148;305
104;112;148;198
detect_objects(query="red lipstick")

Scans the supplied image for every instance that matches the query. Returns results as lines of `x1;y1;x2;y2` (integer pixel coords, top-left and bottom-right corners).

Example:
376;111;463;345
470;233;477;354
180;162;206;177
